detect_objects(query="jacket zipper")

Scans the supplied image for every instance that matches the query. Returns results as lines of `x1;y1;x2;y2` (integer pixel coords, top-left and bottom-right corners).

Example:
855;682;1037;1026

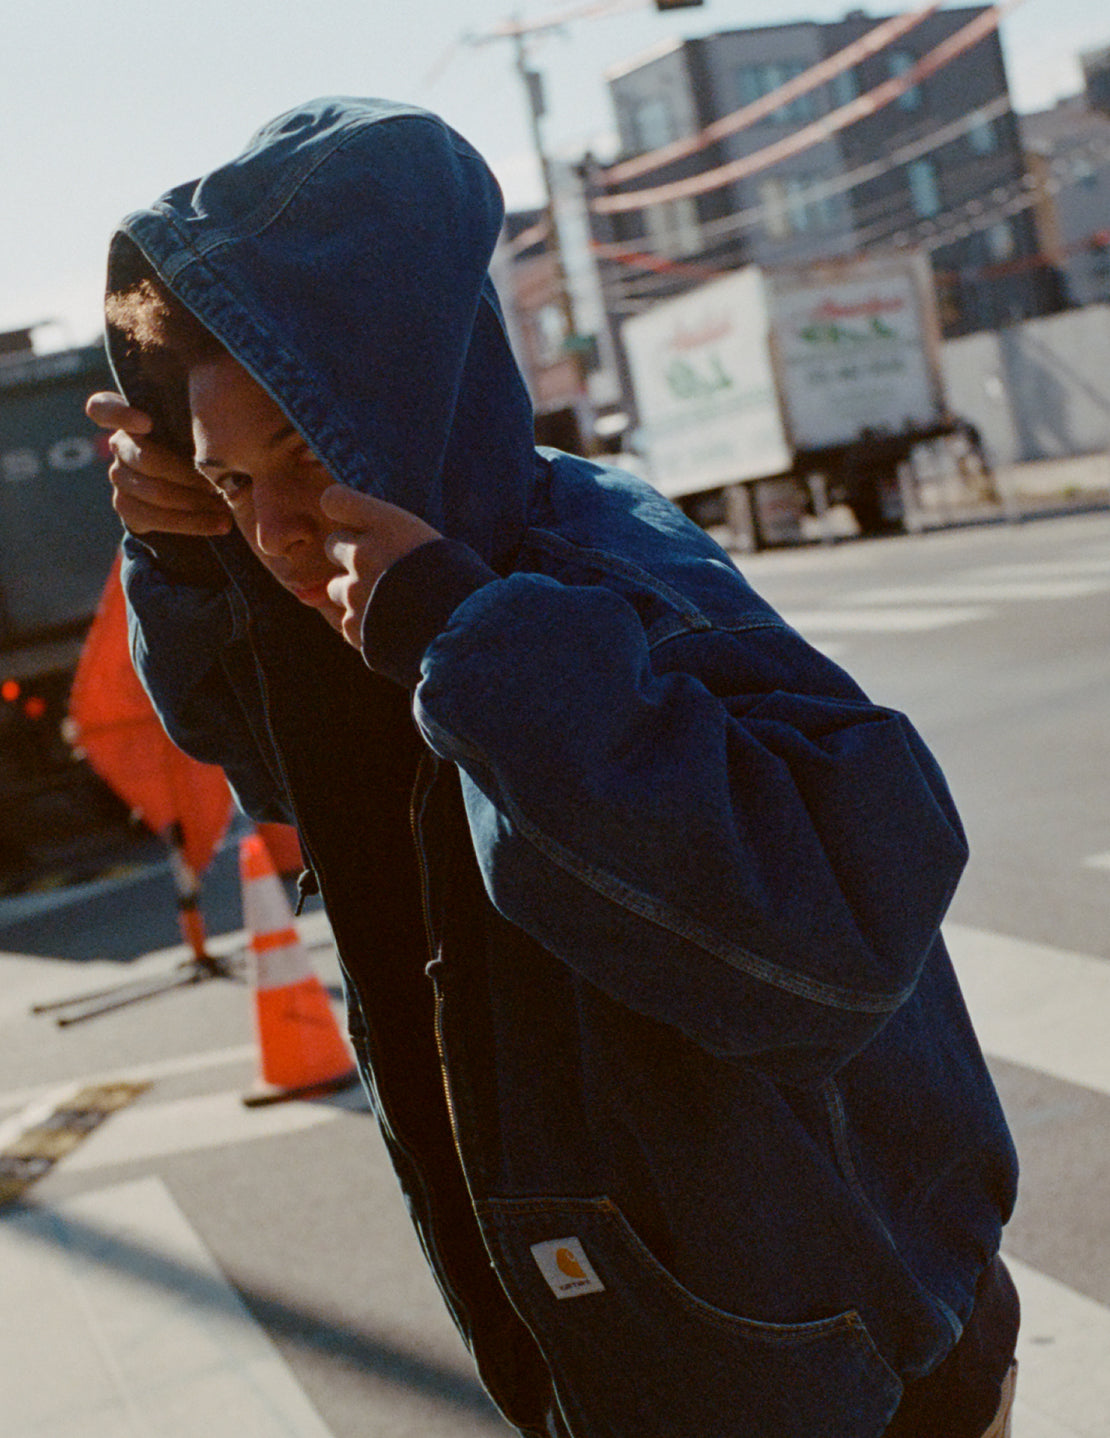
409;749;465;1157
242;619;500;1390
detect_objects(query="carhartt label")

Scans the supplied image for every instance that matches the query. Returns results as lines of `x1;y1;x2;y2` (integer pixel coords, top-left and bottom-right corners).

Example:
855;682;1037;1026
530;1237;605;1298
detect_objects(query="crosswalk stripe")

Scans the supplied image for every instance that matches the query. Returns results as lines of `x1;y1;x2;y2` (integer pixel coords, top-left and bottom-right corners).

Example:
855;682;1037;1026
0;1047;258;1118
974;559;1110;579
945;923;1110;1099
3;917;1109;1432
1;1175;336;1438
1008;1255;1110;1438
784;605;989;633
842;579;1109;604
57;1089;342;1172
771;543;1110;643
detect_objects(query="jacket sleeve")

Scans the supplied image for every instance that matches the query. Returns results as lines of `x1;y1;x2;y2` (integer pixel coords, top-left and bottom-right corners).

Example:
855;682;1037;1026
120;534;294;824
363;540;969;1084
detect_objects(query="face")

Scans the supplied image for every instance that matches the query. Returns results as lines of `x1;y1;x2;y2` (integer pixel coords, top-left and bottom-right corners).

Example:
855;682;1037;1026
189;356;341;617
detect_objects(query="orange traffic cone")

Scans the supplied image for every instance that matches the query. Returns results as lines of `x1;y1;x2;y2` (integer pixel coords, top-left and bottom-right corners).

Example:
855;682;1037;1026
239;833;358;1107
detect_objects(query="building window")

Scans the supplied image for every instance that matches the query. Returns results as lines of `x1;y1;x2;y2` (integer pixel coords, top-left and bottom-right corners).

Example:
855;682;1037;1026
829;67;859;109
968;110;998;154
907;159;941;217
1071;155;1098;187
889;51;922;110
532;302;567;366
734;61;818;124
632;96;678;152
644;197;701;256
986;221;1015;261
760;176;836;238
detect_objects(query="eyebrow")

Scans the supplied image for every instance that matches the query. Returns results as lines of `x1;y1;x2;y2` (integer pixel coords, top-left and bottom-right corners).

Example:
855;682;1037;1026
195;423;300;473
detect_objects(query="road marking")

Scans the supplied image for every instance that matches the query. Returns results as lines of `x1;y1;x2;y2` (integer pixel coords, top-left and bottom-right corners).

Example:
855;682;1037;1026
0;1045;257;1118
1082;852;1110;873
843;579;1109;604
975;559;1110;579
1008;1255;1110;1438
0;1082;149;1207
945;923;1110;1098
783;605;989;633
0;1175;336;1438
58;1089;342;1173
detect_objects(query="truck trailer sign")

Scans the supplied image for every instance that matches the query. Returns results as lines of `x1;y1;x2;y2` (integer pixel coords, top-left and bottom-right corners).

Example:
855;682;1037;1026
623;268;790;498
766;254;943;450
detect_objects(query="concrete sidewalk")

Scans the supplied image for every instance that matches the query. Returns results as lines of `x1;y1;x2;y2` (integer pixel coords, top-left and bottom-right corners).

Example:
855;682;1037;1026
909;449;1110;531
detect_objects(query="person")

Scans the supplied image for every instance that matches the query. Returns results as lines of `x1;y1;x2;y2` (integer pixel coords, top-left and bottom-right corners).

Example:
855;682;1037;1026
88;98;1019;1438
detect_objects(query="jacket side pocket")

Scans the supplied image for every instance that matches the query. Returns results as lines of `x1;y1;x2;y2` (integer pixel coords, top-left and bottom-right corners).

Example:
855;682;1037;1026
476;1194;902;1438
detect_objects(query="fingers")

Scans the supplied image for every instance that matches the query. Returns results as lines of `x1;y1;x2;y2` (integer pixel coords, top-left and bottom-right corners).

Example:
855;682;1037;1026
320;488;441;650
322;528;360;570
110;458;229;528
325;572;363;648
86;392;154;436
111;490;232;536
321;485;440;549
319;484;383;527
89;391;231;537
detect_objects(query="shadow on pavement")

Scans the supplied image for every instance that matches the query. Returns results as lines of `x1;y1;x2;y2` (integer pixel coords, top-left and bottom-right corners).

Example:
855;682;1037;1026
9;1193;501;1424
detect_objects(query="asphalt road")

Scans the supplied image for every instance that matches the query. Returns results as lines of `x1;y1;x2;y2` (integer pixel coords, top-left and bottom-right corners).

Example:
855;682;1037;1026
739;508;1110;961
2;507;1109;1438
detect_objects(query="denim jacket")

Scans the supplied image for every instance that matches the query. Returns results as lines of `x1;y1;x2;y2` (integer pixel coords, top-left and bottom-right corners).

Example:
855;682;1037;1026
107;99;1017;1437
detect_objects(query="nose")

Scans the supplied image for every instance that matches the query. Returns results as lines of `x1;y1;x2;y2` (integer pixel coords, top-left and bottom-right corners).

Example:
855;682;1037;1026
251;476;316;557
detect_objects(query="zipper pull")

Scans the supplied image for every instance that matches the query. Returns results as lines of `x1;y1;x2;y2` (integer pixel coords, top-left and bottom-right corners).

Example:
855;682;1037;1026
294;866;319;916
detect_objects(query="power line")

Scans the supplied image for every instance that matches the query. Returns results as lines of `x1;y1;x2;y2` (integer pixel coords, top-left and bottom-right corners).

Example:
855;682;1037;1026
601;2;941;186
595;94;1014;260
589;0;1029;214
596;148;1110;318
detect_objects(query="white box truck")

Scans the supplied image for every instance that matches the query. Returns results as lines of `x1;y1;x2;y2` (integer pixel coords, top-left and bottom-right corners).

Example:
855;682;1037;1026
622;250;953;545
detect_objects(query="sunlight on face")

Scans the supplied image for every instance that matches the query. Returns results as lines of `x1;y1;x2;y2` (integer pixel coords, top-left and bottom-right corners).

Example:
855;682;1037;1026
189;357;342;622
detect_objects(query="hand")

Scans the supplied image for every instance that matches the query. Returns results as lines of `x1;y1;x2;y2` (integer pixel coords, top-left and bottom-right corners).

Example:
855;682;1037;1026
86;392;231;537
322;485;440;647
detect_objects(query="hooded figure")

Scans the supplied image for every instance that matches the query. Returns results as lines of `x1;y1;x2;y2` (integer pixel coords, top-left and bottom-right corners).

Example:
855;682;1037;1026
96;99;1018;1438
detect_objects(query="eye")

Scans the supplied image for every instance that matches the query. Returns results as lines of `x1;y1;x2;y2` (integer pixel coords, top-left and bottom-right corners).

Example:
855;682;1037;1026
208;472;252;504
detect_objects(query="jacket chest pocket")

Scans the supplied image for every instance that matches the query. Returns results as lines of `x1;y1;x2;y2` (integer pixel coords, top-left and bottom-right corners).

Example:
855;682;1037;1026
475;1194;901;1438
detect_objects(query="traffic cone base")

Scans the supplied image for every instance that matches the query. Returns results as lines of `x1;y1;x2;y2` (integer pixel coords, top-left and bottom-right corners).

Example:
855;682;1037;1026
239;834;357;1107
248;978;358;1098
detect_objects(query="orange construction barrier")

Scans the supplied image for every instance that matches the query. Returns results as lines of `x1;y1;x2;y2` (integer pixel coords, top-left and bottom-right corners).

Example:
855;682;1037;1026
166;820;212;963
254;821;303;877
239;833;358;1107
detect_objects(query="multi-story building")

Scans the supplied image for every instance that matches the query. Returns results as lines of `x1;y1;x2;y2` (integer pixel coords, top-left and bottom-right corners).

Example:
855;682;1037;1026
1022;63;1110;309
591;6;1062;336
1082;43;1110;116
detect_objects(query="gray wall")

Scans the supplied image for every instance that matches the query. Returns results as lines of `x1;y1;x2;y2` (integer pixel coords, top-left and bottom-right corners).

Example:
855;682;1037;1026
942;305;1110;464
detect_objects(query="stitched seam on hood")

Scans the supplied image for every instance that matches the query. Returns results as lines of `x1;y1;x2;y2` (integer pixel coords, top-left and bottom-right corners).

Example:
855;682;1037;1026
150;109;436;268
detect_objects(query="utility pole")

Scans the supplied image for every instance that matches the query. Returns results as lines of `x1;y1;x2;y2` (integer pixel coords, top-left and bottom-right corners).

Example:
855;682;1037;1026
456;0;705;449
507;19;582;365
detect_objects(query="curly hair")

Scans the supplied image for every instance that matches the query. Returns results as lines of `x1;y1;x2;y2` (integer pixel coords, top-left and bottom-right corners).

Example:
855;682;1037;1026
104;268;229;450
105;276;225;374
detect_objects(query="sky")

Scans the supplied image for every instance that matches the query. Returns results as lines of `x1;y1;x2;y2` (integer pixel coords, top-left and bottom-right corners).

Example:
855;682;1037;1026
2;0;1108;347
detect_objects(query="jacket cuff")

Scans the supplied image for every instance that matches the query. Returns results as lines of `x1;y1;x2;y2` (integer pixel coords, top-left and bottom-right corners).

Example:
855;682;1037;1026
361;538;496;689
124;529;229;589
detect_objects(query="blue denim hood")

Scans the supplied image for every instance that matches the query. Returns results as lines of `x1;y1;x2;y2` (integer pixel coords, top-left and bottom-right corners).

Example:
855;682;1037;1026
106;97;536;571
